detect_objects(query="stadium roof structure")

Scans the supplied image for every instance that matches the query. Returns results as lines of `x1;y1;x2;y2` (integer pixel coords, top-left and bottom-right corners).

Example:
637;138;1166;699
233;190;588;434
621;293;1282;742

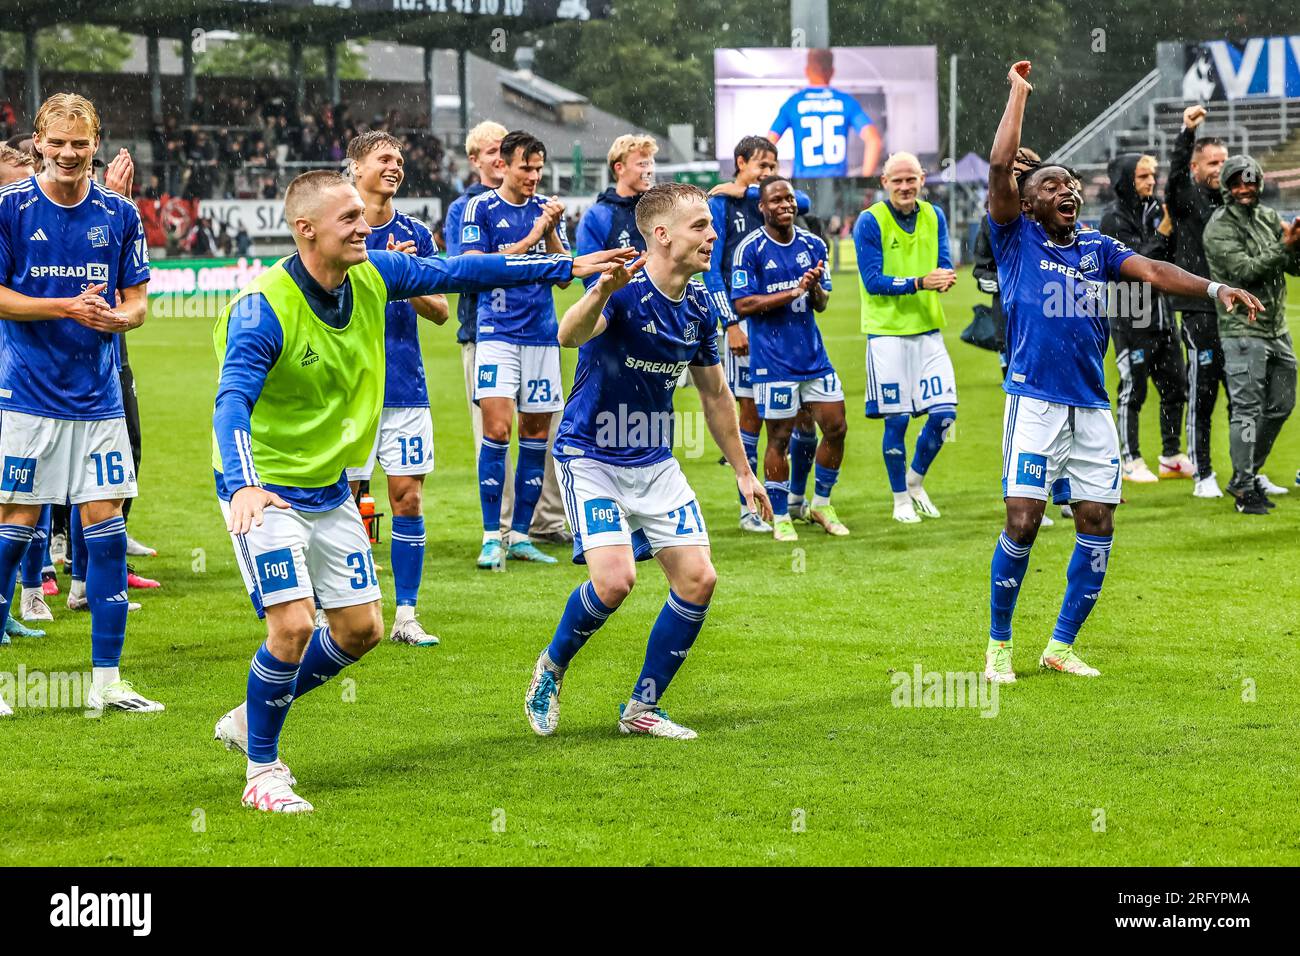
1;0;611;129
2;1;611;46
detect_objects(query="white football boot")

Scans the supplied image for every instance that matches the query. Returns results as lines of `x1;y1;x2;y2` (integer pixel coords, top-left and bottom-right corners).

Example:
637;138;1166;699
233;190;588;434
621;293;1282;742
618;702;698;739
242;764;313;814
525;650;565;736
390;612;440;647
739;510;772;533
892;493;921;524
215;704;297;785
20;587;53;622
87;680;164;713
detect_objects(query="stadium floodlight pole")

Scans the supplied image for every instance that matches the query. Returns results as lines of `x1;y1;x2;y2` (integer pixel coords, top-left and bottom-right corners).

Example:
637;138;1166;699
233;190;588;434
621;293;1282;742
24;26;40;121
457;49;469;145
948;53;957;264
423;47;436;131
790;0;832;218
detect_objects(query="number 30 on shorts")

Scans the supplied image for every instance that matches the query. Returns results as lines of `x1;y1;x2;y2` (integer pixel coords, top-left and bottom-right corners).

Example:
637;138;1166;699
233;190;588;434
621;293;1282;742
345;550;378;590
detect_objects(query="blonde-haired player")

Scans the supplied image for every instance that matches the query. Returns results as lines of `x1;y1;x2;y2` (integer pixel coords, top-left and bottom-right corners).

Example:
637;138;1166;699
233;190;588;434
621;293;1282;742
0;143;36;187
575;133;658;264
0;93;156;712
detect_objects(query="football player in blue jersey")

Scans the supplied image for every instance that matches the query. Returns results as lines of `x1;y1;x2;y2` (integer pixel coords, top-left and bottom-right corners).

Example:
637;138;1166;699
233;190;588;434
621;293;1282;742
731;176;848;542
210;170;633;812
768;48;883;179
343;131;448;648
705;136;818;532
0;94;159;712
460;130;576;569
984;62;1260;684
575;133;657;266
525;182;771;740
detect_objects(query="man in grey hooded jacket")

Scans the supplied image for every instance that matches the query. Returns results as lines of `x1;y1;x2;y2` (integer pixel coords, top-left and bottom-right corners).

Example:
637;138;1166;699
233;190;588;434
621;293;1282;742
1202;154;1300;514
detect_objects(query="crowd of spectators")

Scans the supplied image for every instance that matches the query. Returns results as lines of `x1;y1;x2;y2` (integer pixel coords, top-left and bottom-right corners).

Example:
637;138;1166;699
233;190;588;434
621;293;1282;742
145;92;458;203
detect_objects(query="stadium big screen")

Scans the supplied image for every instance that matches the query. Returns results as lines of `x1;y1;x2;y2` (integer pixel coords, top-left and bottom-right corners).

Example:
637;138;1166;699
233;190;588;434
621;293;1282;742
714;46;940;179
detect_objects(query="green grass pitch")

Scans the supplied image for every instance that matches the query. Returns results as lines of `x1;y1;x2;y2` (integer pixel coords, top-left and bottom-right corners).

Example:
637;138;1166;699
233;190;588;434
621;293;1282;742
2;268;1298;866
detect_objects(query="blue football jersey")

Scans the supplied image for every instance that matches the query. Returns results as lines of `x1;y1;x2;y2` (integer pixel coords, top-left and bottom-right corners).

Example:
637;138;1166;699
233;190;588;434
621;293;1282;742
0;177;150;421
555;273;720;468
730;227;833;383
770;87;873;178
990;215;1135;409
366;210;435;408
460;189;570;345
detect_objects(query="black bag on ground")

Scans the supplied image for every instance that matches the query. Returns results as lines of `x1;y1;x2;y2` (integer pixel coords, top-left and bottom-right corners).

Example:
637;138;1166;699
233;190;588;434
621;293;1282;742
961;304;999;352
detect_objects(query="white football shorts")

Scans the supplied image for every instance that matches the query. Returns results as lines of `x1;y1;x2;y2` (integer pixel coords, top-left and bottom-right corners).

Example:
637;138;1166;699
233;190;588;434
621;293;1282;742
555;455;708;563
1001;395;1122;505
754;370;844;420
722;321;755;400
220;494;381;610
865;330;958;418
346;405;434;481
0;410;136;505
474;340;564;413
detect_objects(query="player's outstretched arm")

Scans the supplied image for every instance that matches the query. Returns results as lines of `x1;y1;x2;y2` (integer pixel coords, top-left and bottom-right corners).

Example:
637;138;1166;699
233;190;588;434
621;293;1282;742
692;362;772;521
557;255;645;347
989;61;1033;225
1118;255;1263;321
373;247;629;301
385;234;449;323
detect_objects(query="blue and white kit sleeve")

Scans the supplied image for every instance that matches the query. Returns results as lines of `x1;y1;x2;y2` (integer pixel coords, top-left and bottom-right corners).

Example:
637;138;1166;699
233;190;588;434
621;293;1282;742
575;203;612;289
213;293;282;496
703;194;738;326
370;249;574;300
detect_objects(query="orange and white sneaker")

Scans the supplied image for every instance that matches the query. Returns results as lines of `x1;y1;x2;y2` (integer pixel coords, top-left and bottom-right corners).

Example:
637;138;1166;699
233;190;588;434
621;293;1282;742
242;764;313;814
1039;641;1101;677
618;702;698;739
1158;454;1195;478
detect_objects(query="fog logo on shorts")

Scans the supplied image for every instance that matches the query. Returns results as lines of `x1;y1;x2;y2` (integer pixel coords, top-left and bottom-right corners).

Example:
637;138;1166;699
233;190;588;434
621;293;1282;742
256;547;298;593
881;383;900;404
478;365;498;388
0;456;36;493
770;388;793;409
584;498;621;535
1017;452;1048;488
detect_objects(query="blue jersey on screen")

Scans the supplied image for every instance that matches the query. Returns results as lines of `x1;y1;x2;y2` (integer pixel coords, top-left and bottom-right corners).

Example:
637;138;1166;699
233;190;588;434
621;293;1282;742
769;87;873;178
0;176;150;421
555;273;720;468
730;227;833;383
459;189;570;345
366;210;435;408
989;214;1135;409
